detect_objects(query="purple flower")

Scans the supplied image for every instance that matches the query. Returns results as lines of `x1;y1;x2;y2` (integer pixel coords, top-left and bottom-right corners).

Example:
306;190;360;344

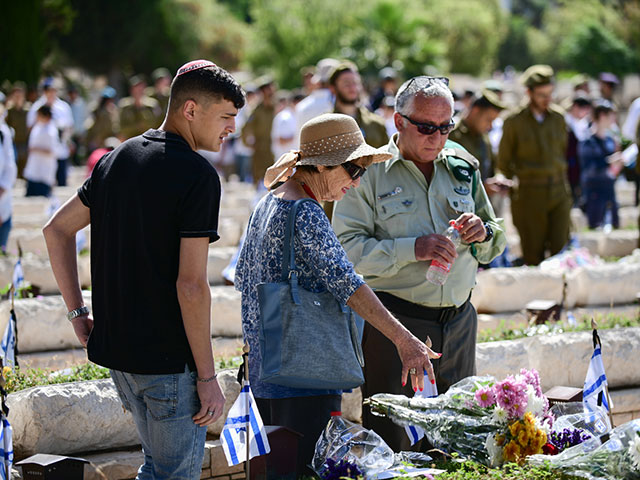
321;458;363;480
548;428;590;453
475;386;496;408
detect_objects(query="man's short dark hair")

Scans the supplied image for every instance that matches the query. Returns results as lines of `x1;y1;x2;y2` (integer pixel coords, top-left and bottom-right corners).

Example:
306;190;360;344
168;65;245;112
37;105;53;118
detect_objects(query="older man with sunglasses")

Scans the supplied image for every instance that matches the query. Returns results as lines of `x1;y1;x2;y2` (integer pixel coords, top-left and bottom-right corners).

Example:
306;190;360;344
333;76;506;451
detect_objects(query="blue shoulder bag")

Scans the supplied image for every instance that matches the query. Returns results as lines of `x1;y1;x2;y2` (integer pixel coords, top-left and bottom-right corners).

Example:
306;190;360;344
256;198;365;390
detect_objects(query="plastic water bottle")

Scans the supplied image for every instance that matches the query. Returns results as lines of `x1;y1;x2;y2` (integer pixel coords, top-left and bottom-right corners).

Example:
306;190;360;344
426;220;461;286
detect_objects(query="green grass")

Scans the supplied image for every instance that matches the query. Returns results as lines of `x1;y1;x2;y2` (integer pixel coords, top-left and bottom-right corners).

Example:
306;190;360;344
477;310;640;343
4;356;245;393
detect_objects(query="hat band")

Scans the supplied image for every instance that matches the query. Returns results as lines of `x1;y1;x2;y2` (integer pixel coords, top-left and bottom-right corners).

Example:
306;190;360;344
300;131;364;157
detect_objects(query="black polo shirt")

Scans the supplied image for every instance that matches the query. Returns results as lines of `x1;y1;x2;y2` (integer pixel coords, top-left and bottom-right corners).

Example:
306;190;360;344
78;129;221;374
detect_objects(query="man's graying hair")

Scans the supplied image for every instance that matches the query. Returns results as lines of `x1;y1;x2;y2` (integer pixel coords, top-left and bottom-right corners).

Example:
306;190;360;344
394;76;454;117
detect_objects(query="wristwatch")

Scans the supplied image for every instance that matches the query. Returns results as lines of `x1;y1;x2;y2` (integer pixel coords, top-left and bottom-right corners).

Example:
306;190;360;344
481;222;494;243
67;305;90;321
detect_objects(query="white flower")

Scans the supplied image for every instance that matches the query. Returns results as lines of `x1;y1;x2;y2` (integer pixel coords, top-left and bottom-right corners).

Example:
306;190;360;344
492;406;508;425
629;434;640;469
485;433;504;467
534;415;550;435
525;385;544;416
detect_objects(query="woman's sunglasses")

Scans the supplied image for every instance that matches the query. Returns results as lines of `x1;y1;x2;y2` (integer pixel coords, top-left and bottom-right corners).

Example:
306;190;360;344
400;114;456;136
341;161;367;180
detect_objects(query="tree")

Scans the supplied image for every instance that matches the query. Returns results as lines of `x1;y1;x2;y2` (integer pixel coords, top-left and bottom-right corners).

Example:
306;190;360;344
497;16;535;70
0;0;75;85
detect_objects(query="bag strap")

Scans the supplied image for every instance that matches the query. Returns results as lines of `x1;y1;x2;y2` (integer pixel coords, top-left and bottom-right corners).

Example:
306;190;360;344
281;198;321;283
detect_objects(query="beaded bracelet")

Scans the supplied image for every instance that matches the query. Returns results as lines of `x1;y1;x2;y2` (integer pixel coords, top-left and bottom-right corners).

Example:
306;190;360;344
196;373;218;383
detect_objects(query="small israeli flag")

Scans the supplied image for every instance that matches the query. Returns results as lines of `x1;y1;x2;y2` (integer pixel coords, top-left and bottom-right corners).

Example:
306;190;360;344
0;311;17;369
11;260;23;293
0;414;13;480
221;380;270;466
405;375;438;445
583;345;611;429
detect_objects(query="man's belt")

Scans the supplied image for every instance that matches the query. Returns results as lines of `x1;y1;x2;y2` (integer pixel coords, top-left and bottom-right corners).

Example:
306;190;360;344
375;291;470;324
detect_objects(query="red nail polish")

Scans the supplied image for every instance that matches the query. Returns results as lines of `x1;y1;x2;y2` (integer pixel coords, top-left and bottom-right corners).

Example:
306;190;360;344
419;387;423;392
402;381;406;387
431;379;435;384
413;386;417;392
436;353;443;358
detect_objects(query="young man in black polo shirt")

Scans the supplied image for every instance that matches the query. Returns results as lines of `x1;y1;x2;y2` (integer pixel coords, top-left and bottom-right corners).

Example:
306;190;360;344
44;60;245;479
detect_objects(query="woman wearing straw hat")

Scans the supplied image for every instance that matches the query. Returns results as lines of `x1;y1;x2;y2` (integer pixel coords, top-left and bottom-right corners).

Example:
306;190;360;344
235;113;440;475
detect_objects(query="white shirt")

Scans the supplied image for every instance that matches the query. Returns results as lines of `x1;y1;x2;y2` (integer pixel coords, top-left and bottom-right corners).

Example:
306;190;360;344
294;89;334;147
271;107;297;160
565;113;591;142
0;123;17;222
24;121;59;186
622;97;640;141
27;96;74;158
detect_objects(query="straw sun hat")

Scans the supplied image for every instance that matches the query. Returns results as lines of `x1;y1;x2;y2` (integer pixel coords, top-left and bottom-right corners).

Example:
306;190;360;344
264;113;392;189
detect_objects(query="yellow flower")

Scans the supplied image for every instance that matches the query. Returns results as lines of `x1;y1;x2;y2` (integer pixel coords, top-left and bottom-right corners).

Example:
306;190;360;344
503;440;522;463
496;434;506;447
2;366;11;376
517;429;529;446
509;421;520;437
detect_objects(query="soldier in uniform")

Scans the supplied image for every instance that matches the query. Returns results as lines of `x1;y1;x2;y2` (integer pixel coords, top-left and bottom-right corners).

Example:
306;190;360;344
449;89;512;203
333;76;506;451
118;75;162;140
5;82;30;178
148;67;172;117
498;65;571;266
241;76;275;185
86;86;120;152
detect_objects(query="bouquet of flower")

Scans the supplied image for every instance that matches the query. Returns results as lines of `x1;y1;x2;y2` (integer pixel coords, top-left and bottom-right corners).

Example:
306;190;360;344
366;369;551;467
528;419;640;479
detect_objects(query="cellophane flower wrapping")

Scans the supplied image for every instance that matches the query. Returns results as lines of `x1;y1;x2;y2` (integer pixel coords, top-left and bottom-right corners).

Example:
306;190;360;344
366;370;552;467
528;419;640;479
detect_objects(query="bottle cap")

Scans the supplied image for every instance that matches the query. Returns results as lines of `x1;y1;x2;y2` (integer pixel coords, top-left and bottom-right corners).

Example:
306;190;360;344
330;411;342;416
449;220;461;230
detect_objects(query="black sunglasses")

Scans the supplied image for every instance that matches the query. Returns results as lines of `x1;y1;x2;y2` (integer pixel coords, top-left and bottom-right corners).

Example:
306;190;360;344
341;161;367;180
400;114;456;136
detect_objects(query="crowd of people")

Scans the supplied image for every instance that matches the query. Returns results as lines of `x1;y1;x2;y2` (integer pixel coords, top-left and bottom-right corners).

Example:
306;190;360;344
1;56;639;479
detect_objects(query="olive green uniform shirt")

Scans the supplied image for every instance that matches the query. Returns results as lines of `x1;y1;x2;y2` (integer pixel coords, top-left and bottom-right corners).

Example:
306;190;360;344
334;106;389;148
241;102;275;183
449;119;495;180
497;104;567;180
87;108;119;148
333;135;506;308
118;96;162;140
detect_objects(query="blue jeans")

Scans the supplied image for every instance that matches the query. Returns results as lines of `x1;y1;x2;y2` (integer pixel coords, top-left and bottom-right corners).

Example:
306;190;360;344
110;366;206;480
0;217;11;252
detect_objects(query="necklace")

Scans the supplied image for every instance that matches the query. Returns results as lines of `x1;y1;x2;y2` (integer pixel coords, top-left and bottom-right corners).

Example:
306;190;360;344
299;182;318;202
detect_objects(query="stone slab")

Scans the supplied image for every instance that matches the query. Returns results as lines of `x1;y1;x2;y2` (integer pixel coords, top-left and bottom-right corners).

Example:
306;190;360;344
18;347;88;370
8;227;91;257
211;286;242;337
476;327;640;391
0;252;91;295
208;247;237;285
9;378;138;458
0;292;91;353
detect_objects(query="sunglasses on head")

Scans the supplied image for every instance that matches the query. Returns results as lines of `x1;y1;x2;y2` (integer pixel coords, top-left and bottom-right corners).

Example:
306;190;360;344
341;161;367;180
400;114;456;136
405;76;450;90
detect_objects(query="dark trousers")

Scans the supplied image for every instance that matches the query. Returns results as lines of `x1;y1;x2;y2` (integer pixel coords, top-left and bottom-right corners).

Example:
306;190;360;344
25;180;52;197
361;291;477;452
256;394;341;478
56;158;68;186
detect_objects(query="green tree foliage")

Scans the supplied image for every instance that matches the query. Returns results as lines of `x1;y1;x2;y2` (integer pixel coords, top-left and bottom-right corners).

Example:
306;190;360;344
497;16;535;70
0;0;75;84
560;20;637;76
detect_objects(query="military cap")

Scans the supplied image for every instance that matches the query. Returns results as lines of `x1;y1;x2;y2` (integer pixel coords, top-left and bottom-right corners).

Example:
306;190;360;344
474;88;506;110
129;74;146;87
255;74;274;89
379;67;398;80
521;64;554;88
328;61;359;86
151;67;171;82
483;79;504;93
599;72;619;85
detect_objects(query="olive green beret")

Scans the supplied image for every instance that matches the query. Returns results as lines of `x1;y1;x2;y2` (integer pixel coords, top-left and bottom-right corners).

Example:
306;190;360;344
521;64;554;88
328;61;359;86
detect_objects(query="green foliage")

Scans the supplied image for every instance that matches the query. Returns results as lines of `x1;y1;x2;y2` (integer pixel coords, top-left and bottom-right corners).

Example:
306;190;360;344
478;311;640;343
497;16;535;70
3;363;110;394
559;20;637;77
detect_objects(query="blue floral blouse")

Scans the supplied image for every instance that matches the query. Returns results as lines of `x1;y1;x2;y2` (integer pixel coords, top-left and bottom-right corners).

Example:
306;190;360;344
234;193;365;399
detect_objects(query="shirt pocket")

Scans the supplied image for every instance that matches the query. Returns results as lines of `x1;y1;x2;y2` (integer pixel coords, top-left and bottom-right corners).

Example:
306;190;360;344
446;195;475;217
375;194;418;232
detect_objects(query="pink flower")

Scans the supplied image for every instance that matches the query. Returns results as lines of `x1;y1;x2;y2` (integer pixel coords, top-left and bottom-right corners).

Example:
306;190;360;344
508;401;526;418
475;386;496;408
